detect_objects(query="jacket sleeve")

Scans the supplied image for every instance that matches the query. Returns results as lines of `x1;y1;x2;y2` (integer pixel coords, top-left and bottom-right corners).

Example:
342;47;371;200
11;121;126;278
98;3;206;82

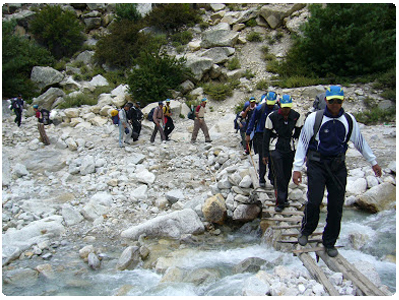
246;108;258;135
293;113;305;139
293;112;315;172
347;113;378;166
262;115;273;158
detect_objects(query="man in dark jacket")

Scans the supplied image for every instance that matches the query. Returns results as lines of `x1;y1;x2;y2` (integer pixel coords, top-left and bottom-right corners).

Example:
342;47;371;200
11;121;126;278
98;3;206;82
263;95;304;212
10;94;24;127
245;92;279;187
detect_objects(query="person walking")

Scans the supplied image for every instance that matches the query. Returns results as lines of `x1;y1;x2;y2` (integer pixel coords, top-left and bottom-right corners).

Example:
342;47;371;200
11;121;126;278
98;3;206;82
131;102;143;141
10;94;24;127
33;104;50;145
150;101;166;143
240;97;257;154
163;99;175;141
245;92;279;187
191;98;212;143
118;103;131;148
293;85;382;257
262;95;304;212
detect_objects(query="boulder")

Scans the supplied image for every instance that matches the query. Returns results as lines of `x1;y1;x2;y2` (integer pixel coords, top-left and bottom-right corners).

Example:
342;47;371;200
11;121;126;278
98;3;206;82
202;193;227;224
201;23;239;48
89;75;109;87
81;192;113;221
31;66;64;91
22;149;66;173
61;203;84;226
259;3;306;29
356;183;396;213
121;209;205;240
116;246;141;270
32;88;66;111
165;189;185;204
232;204;261;221
75;50;95;65
200;47;235;64
185;56;214;82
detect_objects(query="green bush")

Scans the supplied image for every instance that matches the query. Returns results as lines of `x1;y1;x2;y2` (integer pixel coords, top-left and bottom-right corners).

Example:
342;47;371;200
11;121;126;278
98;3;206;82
244;70;255;80
2;20;54;98
57;93;97;109
203;82;233;101
170;30;193;45
280;4;395;78
246;31;263;42
143;4;201;32
234;100;247;114
227;57;241;70
354;107;396;125
256;80;269;91
94;20;166;68
30;5;85;59
115;3;142;22
127;51;191;106
246;19;257;27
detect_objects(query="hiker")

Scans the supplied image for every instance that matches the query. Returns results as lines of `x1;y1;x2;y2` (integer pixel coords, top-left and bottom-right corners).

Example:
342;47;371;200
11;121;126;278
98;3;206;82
191;98;212;143
131;102;143;141
293;85;382;257
163;99;175;141
9;94;25;127
240;97;257;154
33;105;50;145
262;95;304;212
245;92;279;187
118;103;131;148
150;101;166;143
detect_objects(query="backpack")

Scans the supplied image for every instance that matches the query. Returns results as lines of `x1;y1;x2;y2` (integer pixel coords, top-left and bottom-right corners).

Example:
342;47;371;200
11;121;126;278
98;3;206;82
147;107;156;122
234;112;242;132
111;109;119;125
187;106;195;120
312;110;353;144
313;92;326;111
11;99;22;110
40;109;51;125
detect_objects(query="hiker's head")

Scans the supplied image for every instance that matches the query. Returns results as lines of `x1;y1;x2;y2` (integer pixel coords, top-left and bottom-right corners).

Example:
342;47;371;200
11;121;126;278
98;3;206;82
249;97;256;107
33;104;39;111
18;94;22;98
124;103;130;110
166;99;171;105
325;85;344;115
266;91;277;106
280;94;293;115
201;98;208;106
158;101;163;107
135;102;141;107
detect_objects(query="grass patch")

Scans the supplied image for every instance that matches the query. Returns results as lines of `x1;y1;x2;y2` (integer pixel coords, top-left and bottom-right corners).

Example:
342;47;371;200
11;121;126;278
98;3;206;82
273;76;325;88
244;69;255;80
256;79;269;90
246;31;263;42
227;57;241;70
354;107;396;125
203;82;233;101
234;99;247;114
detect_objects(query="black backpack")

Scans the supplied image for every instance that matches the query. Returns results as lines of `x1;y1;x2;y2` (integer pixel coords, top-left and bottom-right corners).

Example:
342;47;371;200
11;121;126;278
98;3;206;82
40;109;52;125
187;106;196;120
147;107;156;122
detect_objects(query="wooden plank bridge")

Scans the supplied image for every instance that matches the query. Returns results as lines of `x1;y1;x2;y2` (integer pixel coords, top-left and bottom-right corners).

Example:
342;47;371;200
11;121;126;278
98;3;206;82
248;166;389;296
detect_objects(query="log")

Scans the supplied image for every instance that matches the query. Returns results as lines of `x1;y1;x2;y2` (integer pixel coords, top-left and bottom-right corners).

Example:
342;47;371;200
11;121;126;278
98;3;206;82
315;250;389;296
281;232;322;237
277;238;322;244
292;246;344;254
262;217;303;223
297;253;340;296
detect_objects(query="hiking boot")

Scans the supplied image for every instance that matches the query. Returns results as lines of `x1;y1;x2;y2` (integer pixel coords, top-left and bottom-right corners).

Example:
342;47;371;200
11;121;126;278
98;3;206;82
298;234;308;246
274;206;284;212
325;246;338;257
205;140;212;143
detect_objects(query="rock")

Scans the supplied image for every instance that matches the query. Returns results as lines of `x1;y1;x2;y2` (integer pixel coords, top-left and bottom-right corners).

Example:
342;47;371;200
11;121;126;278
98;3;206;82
75;50;95;65
80;155;96;175
135;169;156;185
2;151;11;186
356;183;396;213
355;261;382;287
35;263;56;280
259;3;306;29
202;193;227;224
81;192;113;221
121;209;205;240
32;88;66;111
184;55;214;82
12;163;29;177
79;245;95;260
239;175;252;188
233;257;267;274
243;275;270;296
117;246;141;271
200;47;235;64
129;185;148;201
165;189;185;204
31;66;64;91
61;203;84;226
201;23;239;48
366;175;379;188
89;74;109;87
233;204;261;221
346;177;368;195
88;252;101;270
3;268;38;287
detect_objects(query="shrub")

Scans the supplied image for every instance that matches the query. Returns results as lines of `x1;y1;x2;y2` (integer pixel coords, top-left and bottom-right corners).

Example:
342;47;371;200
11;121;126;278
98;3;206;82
57;93;97;109
256;80;269;91
2;20;54;98
170;30;193;45
227;57;241;70
244;70;255;80
246;19;257;27
246;31;263;42
143;4;201;32
354;107;396;125
95;20;166;68
203;82;233;101
30;5;85;59
127;51;191;106
234;100;247;114
115;3;142;22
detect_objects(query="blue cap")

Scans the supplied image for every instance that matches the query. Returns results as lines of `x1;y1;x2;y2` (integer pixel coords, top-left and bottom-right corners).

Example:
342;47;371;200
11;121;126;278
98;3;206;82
201;98;208;102
158;101;163;105
166;99;171;102
280;94;293;108
249;97;256;102
325;86;344;101
266;91;277;105
33;104;39;109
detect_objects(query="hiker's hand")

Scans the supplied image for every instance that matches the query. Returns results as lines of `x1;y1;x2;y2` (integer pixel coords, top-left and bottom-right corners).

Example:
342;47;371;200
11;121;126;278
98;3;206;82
293;171;302;185
372;164;382;177
245;135;250;143
262;157;268;165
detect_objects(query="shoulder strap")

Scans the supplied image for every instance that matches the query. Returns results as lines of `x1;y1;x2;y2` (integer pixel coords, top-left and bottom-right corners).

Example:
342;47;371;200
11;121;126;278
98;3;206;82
344;113;353;144
310;109;324;144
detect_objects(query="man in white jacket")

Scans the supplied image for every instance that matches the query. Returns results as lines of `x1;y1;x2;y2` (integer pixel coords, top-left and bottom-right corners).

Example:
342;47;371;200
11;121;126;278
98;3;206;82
292;85;382;257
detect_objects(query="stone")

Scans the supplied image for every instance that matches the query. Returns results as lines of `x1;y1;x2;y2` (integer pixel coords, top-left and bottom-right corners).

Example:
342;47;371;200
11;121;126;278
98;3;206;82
117;246;141;271
201;23;239;48
31;66;64;91
88;252;101;270
135;169;156;185
233;204;261;221
202;193;227;224
12;163;29;177
233;257;267;274
61;203;84;226
79;245;95;259
239;175;252;188
165;189;185;204
200;47;236;64
89;74;109;87
81;192;113;221
32;88;66;111
242;276;270;296
346;178;367;195
356;182;396;213
121;209;204;240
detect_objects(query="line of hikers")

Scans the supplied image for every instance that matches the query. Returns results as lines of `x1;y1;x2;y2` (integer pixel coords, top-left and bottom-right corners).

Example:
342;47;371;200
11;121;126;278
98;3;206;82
236;86;381;257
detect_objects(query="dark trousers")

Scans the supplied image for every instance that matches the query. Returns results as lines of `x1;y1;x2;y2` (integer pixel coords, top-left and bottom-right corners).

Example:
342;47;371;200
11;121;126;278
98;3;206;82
253;132;273;184
164;116;174;139
301;159;347;247
14;109;22;127
131;120;141;141
270;150;294;207
150;123;166;142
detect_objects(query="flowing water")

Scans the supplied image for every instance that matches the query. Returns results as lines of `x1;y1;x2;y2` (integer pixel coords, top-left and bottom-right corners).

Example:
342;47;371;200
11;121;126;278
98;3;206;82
3;209;396;296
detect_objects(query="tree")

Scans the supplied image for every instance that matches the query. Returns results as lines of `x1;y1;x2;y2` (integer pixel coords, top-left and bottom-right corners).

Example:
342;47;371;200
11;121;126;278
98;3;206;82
281;3;396;77
2;21;54;98
127;51;192;105
30;4;85;59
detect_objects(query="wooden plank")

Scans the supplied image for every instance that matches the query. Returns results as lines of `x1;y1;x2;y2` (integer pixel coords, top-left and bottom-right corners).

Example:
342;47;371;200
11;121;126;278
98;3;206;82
263;202;302;208
297;253;340;296
262;210;304;216
292;246;344;254
281;232;322;237
277;238;323;244
262;217;303;223
315;250;389;296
